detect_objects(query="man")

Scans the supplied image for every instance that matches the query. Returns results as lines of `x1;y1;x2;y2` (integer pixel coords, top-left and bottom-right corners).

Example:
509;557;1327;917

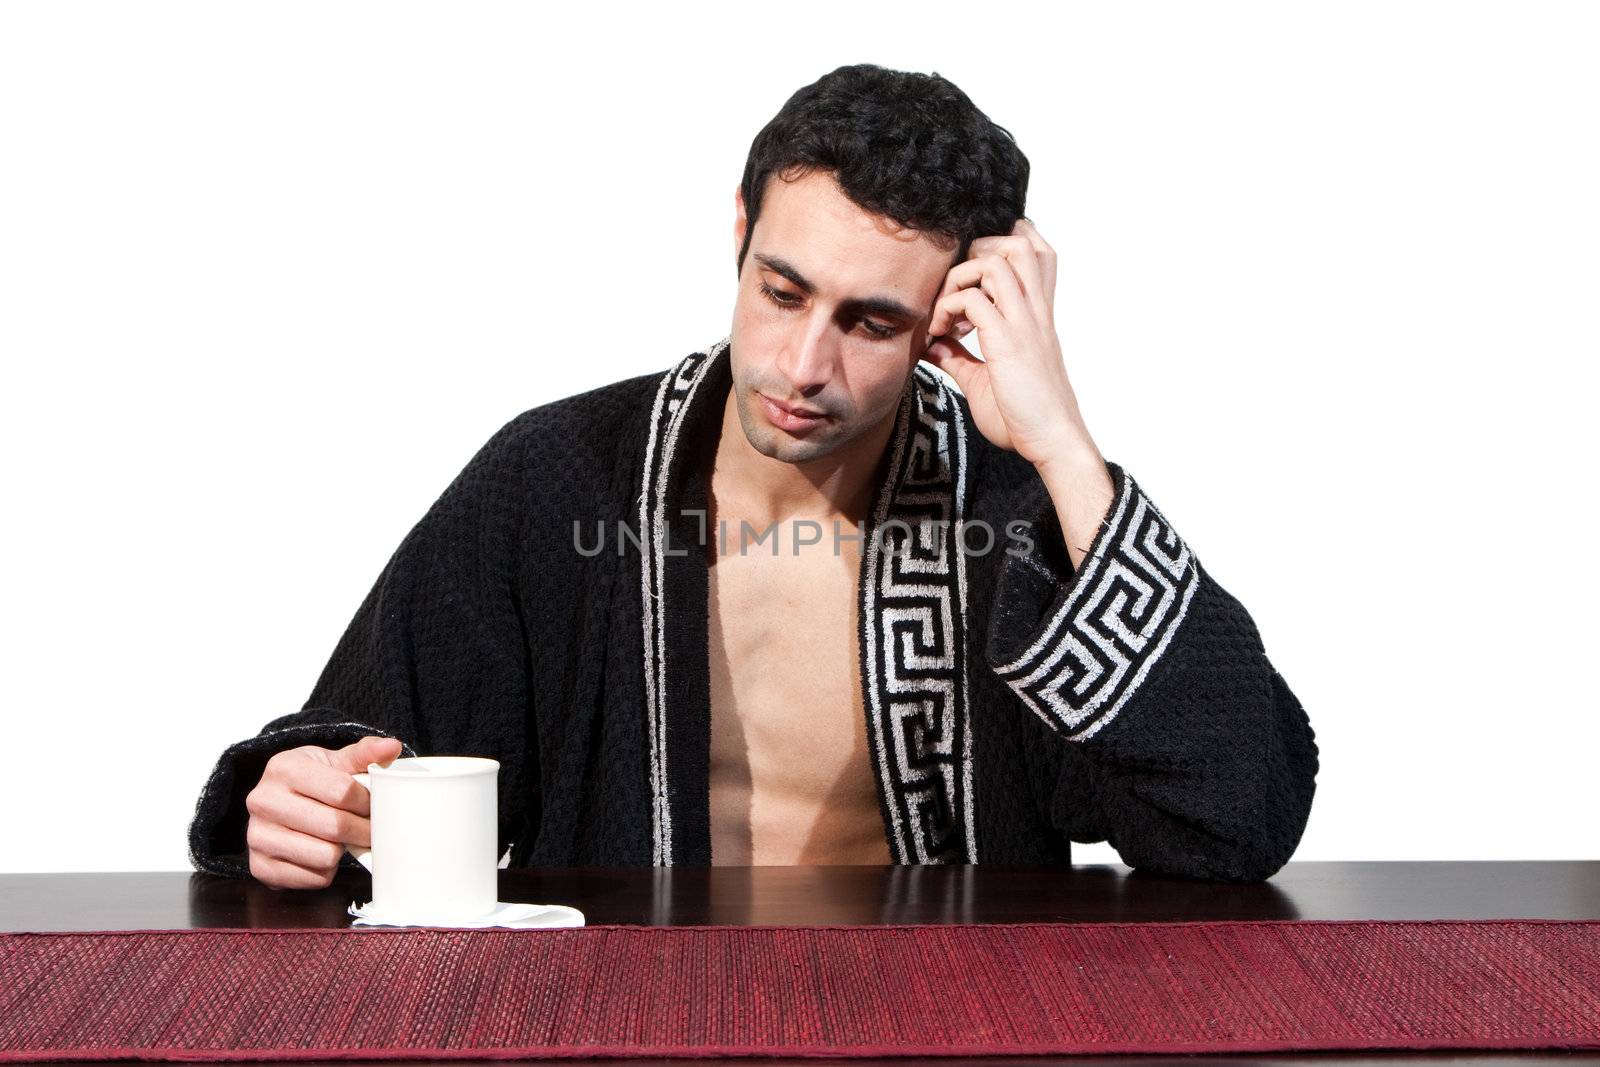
188;63;1318;886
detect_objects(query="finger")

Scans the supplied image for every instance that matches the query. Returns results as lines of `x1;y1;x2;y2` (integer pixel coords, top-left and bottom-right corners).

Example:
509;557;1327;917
248;787;368;847
926;300;975;341
922;334;986;396
937;254;1029;327
329;735;403;774
249;849;336;891
248;818;350;870
1012;218;1057;304
285;756;374;817
966;233;1049;322
929;286;1006;344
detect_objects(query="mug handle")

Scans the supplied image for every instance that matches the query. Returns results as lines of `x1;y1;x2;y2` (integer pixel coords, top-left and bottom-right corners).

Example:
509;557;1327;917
344;771;374;872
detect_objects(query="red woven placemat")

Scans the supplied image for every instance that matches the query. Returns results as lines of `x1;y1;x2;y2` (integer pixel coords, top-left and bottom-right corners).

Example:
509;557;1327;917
2;919;1598;1060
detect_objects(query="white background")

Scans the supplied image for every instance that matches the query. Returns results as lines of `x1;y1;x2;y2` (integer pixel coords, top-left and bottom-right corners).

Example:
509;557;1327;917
2;1;1595;873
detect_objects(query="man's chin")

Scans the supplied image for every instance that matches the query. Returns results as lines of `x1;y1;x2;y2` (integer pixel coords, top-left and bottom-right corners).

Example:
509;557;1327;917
737;406;841;464
746;425;839;464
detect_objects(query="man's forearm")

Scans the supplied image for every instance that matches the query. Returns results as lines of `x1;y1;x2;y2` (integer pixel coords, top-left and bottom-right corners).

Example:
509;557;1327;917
1033;425;1116;573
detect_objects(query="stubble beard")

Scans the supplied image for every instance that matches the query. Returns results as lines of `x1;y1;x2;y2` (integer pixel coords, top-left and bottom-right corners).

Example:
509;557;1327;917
731;381;851;465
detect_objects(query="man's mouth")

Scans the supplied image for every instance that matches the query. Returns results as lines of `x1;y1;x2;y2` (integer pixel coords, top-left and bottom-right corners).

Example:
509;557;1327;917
757;392;827;432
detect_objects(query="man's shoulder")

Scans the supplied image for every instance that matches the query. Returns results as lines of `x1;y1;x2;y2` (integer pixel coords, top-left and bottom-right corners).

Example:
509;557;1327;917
504;368;664;444
430;367;671;529
474;364;677;474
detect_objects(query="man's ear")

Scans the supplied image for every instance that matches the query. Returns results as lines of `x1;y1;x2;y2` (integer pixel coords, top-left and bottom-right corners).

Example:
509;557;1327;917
733;185;747;267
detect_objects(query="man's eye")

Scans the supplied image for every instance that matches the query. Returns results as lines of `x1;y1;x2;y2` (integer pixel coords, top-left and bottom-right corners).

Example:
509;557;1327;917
759;282;801;306
760;281;897;340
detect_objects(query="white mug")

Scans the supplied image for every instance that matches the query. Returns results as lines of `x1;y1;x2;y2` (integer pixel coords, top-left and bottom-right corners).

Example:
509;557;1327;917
347;755;502;923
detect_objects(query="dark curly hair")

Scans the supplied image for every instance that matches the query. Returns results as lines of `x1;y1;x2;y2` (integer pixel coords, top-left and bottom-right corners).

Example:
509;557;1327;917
737;63;1030;278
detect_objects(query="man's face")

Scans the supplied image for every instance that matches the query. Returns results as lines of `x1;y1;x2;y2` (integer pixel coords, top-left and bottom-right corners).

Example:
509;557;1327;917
729;169;957;464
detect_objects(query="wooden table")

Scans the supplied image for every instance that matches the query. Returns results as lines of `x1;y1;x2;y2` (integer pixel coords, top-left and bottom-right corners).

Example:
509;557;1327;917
4;861;1597;1064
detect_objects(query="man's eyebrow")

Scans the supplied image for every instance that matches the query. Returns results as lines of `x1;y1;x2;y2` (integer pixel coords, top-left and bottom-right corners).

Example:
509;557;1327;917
752;252;922;324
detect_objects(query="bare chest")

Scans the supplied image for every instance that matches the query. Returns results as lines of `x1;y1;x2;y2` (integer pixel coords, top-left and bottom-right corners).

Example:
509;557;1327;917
706;531;890;865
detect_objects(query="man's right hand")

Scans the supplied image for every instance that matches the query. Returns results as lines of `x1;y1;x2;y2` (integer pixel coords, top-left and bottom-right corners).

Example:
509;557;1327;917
245;735;403;889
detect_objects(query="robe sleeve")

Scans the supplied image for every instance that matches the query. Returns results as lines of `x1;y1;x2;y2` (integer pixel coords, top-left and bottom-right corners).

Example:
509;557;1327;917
186;413;538;878
984;458;1319;882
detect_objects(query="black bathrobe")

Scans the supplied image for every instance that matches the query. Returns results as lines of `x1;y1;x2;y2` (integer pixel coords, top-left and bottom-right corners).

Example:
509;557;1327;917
187;335;1319;880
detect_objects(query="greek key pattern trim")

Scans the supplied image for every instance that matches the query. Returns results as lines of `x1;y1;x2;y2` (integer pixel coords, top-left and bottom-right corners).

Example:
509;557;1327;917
860;365;977;864
994;470;1200;742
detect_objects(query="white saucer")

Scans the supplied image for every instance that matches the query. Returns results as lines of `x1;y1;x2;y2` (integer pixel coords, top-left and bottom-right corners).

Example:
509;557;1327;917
347;900;586;929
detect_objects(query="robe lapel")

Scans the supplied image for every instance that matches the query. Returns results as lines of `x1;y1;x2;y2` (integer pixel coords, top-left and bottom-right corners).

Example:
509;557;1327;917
638;336;977;866
858;360;978;864
638;338;725;866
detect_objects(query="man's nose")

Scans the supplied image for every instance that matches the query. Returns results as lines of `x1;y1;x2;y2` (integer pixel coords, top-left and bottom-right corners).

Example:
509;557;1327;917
773;318;837;398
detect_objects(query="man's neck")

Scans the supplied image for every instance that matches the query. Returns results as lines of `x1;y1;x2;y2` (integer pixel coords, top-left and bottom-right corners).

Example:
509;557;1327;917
709;381;898;529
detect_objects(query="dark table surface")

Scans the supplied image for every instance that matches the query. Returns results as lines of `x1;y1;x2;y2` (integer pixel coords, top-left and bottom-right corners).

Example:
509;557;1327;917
4;862;1596;1065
